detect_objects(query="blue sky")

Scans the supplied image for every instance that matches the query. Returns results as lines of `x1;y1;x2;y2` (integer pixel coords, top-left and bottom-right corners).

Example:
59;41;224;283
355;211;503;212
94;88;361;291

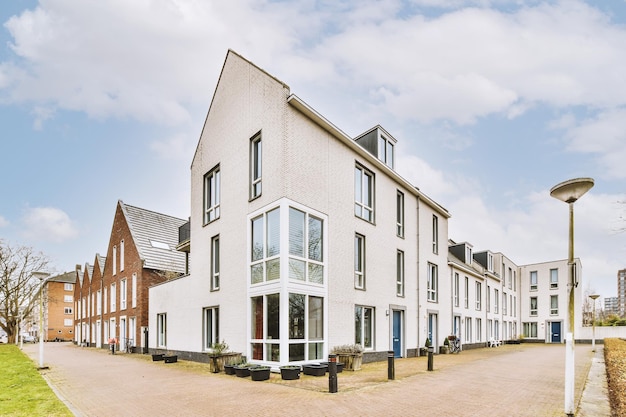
1;0;625;304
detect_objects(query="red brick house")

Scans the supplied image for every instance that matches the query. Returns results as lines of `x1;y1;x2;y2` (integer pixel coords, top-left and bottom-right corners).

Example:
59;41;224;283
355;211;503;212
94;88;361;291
76;200;186;352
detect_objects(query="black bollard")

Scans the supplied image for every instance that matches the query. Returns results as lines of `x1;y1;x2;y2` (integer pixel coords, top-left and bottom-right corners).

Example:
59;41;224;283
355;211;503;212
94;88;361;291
387;351;395;380
328;354;338;393
427;346;434;371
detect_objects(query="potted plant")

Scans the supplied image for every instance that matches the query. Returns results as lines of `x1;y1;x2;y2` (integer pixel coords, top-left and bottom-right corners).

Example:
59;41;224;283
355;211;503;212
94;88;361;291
440;338;450;354
330;344;363;371
250;365;271;381
279;365;301;380
234;363;252;378
224;363;237;375
207;340;229;373
303;364;327;376
420;338;431;356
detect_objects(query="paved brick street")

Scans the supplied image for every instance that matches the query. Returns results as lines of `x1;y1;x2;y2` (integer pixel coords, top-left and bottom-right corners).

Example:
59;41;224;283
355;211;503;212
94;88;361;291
23;342;603;417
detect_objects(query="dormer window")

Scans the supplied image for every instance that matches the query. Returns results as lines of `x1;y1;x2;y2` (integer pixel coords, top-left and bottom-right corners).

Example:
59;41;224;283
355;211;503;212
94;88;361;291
465;245;473;264
487;253;493;272
378;135;394;169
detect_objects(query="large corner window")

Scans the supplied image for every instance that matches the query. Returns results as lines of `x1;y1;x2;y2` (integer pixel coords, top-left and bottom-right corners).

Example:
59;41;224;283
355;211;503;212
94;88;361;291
251;208;280;284
288;208;323;284
427;263;438;302
157;313;167;347
355;165;374;222
203;165;220;224
288;294;324;361
203;306;219;350
211;235;220;291
355;305;374;349
354;234;365;289
251;294;280;362
396;191;404;237
250;134;262;199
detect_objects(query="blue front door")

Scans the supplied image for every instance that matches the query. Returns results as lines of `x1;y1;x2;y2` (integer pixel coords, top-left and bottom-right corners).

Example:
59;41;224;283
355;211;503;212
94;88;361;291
551;322;561;343
393;311;402;357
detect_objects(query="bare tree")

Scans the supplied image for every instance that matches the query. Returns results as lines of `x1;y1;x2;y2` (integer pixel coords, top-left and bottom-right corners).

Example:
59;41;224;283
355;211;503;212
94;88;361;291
0;240;50;344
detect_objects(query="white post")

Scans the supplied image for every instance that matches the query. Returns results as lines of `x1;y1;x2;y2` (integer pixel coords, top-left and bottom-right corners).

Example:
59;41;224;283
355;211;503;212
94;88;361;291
589;294;599;352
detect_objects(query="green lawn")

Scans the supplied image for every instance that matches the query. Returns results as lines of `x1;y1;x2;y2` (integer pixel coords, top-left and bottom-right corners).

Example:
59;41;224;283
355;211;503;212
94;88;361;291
0;344;73;417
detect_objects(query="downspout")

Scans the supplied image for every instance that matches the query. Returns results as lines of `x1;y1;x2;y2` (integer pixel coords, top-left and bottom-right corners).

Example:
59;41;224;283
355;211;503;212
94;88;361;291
416;195;421;352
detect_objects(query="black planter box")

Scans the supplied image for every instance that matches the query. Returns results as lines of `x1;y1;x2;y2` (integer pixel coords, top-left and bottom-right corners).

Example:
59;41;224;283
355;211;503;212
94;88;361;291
319;362;344;373
152;354;164;361
234;366;251;378
163;355;178;363
250;367;271;381
303;364;326;377
224;364;236;375
280;366;301;380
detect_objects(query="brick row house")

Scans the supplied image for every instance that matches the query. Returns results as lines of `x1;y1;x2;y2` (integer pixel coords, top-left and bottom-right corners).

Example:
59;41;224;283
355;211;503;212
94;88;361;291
74;200;186;351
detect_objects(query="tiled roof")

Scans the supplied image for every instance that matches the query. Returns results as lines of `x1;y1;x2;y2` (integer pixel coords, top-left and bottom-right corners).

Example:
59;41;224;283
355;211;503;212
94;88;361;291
49;271;76;284
96;253;106;273
86;263;94;279
120;200;187;273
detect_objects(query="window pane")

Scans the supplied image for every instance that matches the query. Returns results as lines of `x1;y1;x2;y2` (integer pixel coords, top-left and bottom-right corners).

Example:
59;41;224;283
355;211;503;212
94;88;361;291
251;216;264;261
308;342;323;360
251;264;263;284
355;306;362;345
266;259;280;281
267;208;280;257
251;296;263;339
309;296;323;340
308;264;323;284
289;208;305;257
308;216;323;261
355;167;362;202
289;293;305;339
387;141;394;168
289;343;305;361
267;294;280;340
267;343;279;361
364;308;373;348
289;259;305;281
251;343;263;360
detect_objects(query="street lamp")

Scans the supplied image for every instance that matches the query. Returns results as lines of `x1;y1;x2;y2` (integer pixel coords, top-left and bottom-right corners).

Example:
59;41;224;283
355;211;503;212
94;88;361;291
550;177;594;417
32;271;51;370
589;294;600;352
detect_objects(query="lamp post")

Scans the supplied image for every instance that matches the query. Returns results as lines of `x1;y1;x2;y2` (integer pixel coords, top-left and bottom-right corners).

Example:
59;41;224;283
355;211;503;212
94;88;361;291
589;294;599;352
550;177;594;417
32;272;51;369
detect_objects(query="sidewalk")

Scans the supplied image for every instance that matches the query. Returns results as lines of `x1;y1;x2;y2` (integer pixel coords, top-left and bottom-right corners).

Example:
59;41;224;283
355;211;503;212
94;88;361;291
23;342;609;416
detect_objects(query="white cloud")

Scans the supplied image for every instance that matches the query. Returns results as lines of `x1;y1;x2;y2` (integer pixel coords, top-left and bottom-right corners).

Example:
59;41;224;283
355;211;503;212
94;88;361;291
21;207;79;242
150;132;195;162
0;215;8;227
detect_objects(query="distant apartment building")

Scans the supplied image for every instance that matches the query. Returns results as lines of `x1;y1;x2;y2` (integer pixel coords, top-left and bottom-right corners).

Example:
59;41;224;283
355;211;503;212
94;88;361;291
42;271;76;342
605;296;620;316
618;268;626;317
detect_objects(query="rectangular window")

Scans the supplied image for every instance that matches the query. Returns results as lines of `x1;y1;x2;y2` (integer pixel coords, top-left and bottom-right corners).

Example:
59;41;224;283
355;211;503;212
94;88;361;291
64;307;73;314
464;277;469;308
64;295;73;303
64;283;73;291
355;305;374;349
396;250;404;297
97;290;102;315
355;234;365;289
110;283;116;312
250;134;262;199
120;240;125;271
288;207;324;284
157;313;166;347
250;293;280;361
465;318;472;343
131;274;137;308
427;263;438;302
396;191;404;237
476;318;482;342
113;245;117;275
487;285;491;312
211;235;220;291
64;319;73;326
432;215;439;254
550;269;558;289
250;208;280;284
120;279;127;310
523;322;538;338
475;282;482;310
104;288;108;314
550;295;558;315
508;267;512;289
530;271;538;291
494;289;499;313
378;135;394;168
203;307;219;351
487;253;493;272
355;165;374;222
530;297;538;316
454;273;460;307
203;165;221;224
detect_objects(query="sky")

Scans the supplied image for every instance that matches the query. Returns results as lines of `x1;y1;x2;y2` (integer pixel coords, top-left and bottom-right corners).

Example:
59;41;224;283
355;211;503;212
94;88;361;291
1;0;625;306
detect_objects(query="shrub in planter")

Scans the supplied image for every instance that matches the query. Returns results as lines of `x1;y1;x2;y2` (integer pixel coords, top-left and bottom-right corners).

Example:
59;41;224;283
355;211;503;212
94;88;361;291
224;363;236;375
250;366;271;381
330;344;364;371
234;364;252;378
279;365;301;380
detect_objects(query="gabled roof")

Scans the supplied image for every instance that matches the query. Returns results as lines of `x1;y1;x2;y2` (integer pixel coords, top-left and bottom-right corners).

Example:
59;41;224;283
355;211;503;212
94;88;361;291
119;200;187;273
85;263;94;281
95;253;106;273
49;271;76;284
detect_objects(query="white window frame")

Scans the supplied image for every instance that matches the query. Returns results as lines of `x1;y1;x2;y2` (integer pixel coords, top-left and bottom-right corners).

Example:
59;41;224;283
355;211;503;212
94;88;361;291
113;245;117;276
454;273;459;307
354;164;374;222
64;307;73;314
64;295;73;303
550;268;558;289
550;295;558;315
530;271;538;291
120;279;127;310
396;191;404;237
203;165;221;224
396;250;404;297
464;276;469;308
110;283;116;313
355;305;374;350
211;235;220;291
203;306;219;351
378;134;394;168
355;234;365;290
64;283;73;291
156;313;166;347
475;282;482;310
96;290;102;315
131;273;137;308
288;207;324;285
120;240;125;272
432;215;439;254
494;289;499;313
250;208;280;285
530;297;538;316
250;134;262;199
427;263;438;302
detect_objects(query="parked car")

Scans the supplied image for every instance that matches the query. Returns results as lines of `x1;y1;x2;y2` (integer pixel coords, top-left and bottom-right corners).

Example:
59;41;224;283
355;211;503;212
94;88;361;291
0;334;7;344
22;334;36;343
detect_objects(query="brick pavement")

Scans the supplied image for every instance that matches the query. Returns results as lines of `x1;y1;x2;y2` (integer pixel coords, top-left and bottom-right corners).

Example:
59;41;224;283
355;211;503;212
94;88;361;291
23;342;601;417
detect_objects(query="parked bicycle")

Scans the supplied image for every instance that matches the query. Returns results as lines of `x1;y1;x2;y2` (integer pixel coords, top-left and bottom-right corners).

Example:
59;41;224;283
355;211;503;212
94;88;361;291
448;335;461;353
125;338;134;354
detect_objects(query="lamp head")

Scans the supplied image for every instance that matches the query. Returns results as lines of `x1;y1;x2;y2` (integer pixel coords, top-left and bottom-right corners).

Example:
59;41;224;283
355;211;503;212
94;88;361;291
550;178;594;203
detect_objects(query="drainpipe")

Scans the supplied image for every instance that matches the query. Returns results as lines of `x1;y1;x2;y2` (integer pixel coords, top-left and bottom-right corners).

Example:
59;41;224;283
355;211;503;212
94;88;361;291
415;196;421;352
